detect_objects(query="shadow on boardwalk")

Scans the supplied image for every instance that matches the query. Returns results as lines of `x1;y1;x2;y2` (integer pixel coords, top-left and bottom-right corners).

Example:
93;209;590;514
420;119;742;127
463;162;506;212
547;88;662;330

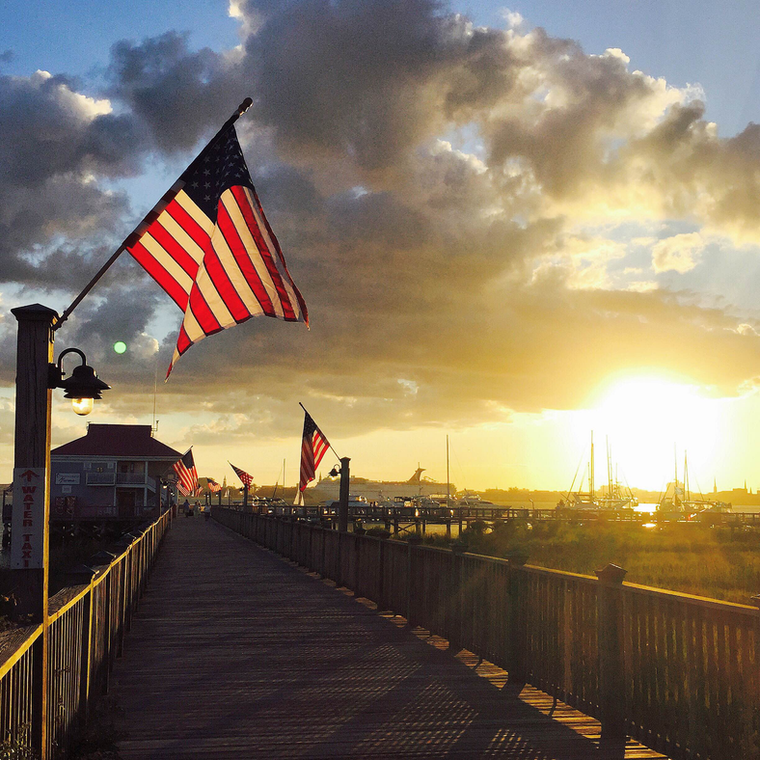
112;518;668;759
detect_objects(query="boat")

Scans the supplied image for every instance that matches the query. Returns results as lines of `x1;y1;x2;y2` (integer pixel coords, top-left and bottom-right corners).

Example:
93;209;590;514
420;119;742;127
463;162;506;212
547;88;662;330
560;433;638;510
657;450;731;515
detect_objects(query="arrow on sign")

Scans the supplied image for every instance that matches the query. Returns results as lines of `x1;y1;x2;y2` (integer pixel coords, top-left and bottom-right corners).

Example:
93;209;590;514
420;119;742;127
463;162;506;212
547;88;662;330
20;470;39;482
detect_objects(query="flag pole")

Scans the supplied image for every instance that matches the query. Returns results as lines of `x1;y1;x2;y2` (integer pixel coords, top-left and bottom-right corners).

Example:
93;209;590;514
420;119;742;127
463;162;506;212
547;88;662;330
54;97;254;332
299;402;341;461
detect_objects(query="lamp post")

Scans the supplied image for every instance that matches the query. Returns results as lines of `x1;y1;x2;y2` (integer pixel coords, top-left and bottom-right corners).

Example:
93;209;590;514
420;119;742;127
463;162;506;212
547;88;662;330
11;304;110;759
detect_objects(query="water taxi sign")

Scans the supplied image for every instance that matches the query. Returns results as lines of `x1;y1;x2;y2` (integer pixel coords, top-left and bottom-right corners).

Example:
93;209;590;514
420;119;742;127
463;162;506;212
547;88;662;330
11;467;45;569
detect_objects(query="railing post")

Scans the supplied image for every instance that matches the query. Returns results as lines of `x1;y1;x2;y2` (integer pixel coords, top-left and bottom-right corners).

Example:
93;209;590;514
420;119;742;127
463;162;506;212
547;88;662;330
78;574;96;724
406;535;422;626
596;563;627;742
448;545;464;651
506;551;528;686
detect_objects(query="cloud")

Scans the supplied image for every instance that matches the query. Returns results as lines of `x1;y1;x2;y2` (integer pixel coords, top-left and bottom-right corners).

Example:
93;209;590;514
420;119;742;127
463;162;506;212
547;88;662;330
652;232;706;273
0;69;145;290
4;0;760;445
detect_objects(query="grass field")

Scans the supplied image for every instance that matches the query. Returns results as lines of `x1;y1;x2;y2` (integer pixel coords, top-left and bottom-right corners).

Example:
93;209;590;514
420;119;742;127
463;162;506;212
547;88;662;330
425;519;760;605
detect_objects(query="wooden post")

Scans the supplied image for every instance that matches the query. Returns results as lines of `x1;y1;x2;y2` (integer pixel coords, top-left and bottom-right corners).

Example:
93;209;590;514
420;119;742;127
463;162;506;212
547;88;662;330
338;457;350;533
596;563;628;742
243;483;248;510
448;545;464;651
506;551;528;686
406;535;422;626
12;304;56;760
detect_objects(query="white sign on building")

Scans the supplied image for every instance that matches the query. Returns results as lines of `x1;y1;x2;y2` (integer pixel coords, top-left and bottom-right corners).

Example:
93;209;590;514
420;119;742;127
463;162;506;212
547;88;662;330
55;473;80;485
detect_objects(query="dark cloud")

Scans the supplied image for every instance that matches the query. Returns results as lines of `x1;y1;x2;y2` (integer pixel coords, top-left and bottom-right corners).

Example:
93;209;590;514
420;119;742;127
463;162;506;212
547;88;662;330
107;32;240;152
4;0;760;446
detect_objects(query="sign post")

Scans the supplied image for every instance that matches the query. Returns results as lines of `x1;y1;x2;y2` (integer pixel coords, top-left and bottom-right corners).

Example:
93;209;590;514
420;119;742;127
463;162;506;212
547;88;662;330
11;303;56;759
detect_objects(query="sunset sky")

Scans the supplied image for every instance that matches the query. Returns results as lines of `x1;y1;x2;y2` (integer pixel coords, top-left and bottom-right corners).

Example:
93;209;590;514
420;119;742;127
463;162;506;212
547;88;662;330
2;1;760;494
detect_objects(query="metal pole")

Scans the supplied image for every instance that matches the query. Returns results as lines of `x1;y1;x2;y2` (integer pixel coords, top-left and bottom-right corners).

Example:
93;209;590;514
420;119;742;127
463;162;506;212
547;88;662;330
338;457;350;532
11;304;56;759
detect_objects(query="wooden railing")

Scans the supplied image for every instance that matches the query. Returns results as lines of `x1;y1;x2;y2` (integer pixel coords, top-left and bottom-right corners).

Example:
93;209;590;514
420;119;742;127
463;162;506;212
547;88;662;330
0;507;172;758
214;509;760;760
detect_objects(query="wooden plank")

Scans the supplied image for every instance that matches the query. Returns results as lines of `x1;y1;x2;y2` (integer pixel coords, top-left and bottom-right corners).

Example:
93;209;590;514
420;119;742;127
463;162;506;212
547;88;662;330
112;518;668;759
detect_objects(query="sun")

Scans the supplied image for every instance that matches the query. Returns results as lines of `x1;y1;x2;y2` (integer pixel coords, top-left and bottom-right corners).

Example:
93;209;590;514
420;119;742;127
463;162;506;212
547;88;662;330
575;375;727;491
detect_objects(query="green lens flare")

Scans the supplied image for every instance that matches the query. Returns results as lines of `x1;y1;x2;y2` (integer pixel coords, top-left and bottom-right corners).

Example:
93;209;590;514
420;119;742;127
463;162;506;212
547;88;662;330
113;341;127;354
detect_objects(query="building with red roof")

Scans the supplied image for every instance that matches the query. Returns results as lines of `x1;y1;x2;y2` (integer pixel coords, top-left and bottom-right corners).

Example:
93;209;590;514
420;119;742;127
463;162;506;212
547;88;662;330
50;424;182;520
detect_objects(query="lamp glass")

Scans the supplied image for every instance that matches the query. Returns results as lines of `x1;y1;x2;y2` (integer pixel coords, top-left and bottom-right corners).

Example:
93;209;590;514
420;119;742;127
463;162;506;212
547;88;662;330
71;397;94;416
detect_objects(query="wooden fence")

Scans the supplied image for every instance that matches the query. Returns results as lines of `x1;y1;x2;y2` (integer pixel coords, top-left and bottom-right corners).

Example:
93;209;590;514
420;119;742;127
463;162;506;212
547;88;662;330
214;508;760;760
0;507;172;758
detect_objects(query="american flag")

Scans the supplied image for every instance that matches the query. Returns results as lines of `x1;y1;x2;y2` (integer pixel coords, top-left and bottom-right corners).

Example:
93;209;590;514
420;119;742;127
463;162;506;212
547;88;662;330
229;462;253;488
207;477;223;493
173;449;198;496
126;123;308;378
299;411;330;493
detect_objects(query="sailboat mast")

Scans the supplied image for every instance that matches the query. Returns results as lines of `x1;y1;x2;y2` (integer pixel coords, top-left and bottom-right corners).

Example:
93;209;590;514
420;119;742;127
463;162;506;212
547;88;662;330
607;436;613;500
684;452;690;501
446;435;450;510
590;431;594;502
673;443;679;508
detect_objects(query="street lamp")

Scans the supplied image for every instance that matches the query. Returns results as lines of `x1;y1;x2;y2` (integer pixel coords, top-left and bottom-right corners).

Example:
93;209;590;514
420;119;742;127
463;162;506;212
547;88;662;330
328;458;351;532
48;347;110;416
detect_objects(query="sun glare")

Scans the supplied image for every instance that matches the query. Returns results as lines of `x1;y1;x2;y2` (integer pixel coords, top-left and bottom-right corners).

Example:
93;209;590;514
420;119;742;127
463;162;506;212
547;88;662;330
573;376;727;491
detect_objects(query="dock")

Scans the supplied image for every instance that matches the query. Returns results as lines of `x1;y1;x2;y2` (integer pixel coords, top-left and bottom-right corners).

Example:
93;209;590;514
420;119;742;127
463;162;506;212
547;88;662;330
112;517;667;758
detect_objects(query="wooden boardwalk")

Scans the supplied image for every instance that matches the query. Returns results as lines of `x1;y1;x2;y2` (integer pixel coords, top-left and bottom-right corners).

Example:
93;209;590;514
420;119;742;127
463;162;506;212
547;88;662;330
112;517;669;759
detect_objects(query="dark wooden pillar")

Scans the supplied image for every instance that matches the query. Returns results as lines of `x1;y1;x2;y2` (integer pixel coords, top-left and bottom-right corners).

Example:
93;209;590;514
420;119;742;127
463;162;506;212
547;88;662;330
506;551;528;686
596;563;628;742
338;457;350;533
11;304;56;759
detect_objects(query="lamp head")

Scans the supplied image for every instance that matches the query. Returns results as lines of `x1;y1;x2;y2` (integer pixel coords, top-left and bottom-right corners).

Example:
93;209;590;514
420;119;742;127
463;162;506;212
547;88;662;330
51;347;111;416
329;465;340;478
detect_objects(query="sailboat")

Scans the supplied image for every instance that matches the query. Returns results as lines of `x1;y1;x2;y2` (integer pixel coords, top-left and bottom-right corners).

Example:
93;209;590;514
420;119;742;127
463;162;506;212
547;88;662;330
560;433;638;510
657;449;730;515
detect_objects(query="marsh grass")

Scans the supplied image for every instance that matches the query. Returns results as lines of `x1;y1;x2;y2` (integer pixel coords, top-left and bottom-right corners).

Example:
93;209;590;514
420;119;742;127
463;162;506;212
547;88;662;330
447;520;760;605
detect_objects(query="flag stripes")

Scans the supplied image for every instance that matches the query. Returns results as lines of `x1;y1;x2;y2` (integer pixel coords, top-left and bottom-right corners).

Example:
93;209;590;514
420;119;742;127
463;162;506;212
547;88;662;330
173;449;198;497
125;125;308;378
299;411;330;493
229;462;253;487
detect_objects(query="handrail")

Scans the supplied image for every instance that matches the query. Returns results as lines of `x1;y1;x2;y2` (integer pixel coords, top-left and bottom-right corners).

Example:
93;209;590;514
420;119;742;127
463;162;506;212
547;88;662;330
0;624;42;680
0;506;173;758
215;508;760;760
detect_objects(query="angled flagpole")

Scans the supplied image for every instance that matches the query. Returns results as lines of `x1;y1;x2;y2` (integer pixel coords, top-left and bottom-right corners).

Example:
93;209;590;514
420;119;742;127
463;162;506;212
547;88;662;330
54;97;254;332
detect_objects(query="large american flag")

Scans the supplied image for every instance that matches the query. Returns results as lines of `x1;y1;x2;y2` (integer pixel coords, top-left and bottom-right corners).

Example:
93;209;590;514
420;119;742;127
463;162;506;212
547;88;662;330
298;411;330;493
229;462;253;488
126;124;308;377
173;449;198;497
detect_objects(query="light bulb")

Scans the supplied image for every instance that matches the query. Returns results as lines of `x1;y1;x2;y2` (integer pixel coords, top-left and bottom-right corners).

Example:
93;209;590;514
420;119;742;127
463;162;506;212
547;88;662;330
71;397;93;416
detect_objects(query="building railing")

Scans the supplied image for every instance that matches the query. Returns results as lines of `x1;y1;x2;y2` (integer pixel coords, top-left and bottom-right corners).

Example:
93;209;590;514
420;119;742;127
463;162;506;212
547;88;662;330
84;473;116;486
213;508;760;760
115;472;147;485
0;507;172;758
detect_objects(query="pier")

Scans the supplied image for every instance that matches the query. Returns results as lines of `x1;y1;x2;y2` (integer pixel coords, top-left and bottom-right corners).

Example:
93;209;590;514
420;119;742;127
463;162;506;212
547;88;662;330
112;515;666;759
1;508;758;758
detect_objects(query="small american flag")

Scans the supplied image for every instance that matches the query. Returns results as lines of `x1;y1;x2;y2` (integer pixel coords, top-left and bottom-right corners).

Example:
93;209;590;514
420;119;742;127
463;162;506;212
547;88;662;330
299;411;330;493
126;123;308;378
173;449;198;496
207;477;223;493
229;462;253;488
